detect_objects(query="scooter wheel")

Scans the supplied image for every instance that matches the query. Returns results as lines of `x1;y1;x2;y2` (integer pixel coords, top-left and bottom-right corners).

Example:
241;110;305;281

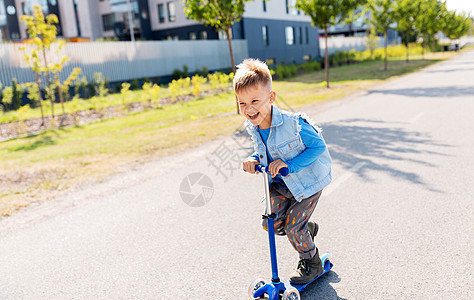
282;287;300;300
248;276;266;299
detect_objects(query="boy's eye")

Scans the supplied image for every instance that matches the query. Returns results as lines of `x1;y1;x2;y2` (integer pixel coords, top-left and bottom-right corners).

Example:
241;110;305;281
239;103;245;106
252;100;258;103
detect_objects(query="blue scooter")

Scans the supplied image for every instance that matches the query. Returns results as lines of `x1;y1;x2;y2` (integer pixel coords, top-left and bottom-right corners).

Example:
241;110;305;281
247;165;333;300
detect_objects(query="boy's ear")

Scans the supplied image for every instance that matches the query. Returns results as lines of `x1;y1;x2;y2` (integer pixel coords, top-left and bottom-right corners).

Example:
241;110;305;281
269;91;276;104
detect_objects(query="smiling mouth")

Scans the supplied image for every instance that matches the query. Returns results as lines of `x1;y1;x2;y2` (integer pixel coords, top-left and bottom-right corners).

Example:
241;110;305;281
248;112;259;120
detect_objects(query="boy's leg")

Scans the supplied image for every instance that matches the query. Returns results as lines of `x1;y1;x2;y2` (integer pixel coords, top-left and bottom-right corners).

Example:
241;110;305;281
285;190;322;259
262;181;292;235
285;190;324;284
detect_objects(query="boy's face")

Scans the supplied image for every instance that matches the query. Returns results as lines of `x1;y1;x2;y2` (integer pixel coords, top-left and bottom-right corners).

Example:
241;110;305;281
236;83;276;129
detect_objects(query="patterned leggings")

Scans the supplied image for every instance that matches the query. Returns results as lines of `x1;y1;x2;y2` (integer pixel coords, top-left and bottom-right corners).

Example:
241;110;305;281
262;181;322;259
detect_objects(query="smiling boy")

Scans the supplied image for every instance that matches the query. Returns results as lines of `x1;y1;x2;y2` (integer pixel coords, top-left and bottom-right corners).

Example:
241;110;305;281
234;58;332;284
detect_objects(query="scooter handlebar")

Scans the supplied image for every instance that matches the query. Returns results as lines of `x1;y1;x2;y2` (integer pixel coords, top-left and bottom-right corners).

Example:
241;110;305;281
255;165;289;177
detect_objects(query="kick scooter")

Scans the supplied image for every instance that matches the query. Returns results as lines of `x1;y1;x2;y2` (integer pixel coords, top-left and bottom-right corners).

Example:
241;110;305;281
247;165;333;300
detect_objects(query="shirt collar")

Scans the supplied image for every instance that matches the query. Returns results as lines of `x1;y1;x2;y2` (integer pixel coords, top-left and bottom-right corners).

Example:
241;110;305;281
247;105;283;132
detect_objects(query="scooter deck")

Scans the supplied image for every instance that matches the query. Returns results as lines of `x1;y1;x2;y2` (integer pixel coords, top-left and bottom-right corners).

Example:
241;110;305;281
285;253;333;292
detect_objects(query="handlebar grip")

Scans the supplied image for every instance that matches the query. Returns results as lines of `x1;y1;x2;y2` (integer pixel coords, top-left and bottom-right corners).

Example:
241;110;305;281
255;165;289;176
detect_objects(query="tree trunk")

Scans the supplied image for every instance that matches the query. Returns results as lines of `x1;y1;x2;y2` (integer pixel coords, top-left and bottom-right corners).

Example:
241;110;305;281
384;30;388;71
226;27;236;74
422;37;425;60
406;30;409;63
42;46;54;119
325;25;329;88
57;78;65;126
226;27;239;115
35;75;45;127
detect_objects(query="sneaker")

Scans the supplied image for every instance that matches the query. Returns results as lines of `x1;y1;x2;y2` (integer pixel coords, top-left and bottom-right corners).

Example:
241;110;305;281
289;252;324;285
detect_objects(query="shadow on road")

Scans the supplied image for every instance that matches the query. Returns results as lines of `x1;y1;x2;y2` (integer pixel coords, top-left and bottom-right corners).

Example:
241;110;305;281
367;86;474;98
425;68;474;73
322;119;450;193
301;270;346;300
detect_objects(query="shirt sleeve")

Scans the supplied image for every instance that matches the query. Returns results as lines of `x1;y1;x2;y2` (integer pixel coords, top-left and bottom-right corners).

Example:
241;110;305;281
285;118;327;174
247;151;260;162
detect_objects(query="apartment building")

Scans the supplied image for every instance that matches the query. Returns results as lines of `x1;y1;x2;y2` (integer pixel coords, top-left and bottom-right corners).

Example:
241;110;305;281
146;0;322;64
2;0;321;64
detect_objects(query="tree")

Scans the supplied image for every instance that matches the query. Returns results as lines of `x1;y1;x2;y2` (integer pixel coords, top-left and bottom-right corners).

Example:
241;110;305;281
414;0;447;56
296;0;363;88
367;0;397;71
442;10;471;47
365;25;380;59
183;0;252;114
395;0;420;62
183;0;251;73
20;5;80;126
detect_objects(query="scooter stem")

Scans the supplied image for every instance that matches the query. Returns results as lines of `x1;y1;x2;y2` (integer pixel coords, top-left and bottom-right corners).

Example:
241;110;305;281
262;171;280;283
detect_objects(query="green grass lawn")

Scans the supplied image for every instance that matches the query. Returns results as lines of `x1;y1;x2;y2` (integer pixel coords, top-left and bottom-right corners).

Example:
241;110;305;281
0;52;457;216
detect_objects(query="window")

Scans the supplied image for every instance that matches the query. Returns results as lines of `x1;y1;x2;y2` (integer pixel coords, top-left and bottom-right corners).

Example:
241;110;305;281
305;27;309;44
199;31;207;40
285;26;294;45
189;32;197;40
167;2;175;22
218;29;231;40
262;25;268;46
263;0;266;12
289;0;298;15
158;4;165;23
299;27;302;44
102;13;115;32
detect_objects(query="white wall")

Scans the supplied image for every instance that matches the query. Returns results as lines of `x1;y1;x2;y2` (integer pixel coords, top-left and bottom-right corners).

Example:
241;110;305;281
243;0;311;22
148;0;198;31
319;36;392;56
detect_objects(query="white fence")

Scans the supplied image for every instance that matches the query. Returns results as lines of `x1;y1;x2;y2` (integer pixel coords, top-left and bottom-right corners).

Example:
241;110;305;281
0;40;249;85
319;36;401;56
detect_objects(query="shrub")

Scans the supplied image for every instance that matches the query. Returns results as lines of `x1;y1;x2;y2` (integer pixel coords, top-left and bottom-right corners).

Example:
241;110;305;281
202;66;209;77
25;82;40;109
2;86;13;111
120;82;132;107
11;78;22;110
208;72;222;91
94;72;108;97
274;64;290;79
191;75;207;97
301;60;321;73
172;65;190;80
142;82;161;107
131;78;139;90
168;80;180;102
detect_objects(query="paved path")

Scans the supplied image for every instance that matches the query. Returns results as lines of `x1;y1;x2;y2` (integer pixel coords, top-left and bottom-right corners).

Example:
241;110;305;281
1;51;473;299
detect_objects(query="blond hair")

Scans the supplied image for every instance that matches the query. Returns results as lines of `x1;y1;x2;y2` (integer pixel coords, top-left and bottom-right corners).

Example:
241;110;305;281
233;58;272;93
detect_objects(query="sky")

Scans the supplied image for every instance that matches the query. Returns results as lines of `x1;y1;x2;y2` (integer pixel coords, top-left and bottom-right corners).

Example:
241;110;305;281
445;0;474;16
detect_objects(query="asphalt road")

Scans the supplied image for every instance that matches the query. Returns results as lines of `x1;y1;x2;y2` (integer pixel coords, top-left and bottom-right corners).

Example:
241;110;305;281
1;51;473;300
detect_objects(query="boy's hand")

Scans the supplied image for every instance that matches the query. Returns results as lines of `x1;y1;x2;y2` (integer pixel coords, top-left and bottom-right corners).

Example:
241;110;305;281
268;159;288;178
242;159;260;174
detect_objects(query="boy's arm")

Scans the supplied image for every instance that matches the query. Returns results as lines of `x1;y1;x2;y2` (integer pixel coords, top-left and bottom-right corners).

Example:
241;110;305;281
243;151;261;174
285;118;326;174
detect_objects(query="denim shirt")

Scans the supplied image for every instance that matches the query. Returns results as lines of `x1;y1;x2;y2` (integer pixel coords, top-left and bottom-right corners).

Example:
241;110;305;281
245;105;332;201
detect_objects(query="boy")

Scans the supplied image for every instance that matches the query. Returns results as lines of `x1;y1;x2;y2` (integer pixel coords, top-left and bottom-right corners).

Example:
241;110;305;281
234;59;332;284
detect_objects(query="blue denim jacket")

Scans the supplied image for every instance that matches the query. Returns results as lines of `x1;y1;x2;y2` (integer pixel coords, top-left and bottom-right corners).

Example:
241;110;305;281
245;105;332;201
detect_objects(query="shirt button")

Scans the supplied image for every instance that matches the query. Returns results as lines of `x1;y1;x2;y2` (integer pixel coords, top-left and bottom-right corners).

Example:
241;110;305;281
260;155;263;158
